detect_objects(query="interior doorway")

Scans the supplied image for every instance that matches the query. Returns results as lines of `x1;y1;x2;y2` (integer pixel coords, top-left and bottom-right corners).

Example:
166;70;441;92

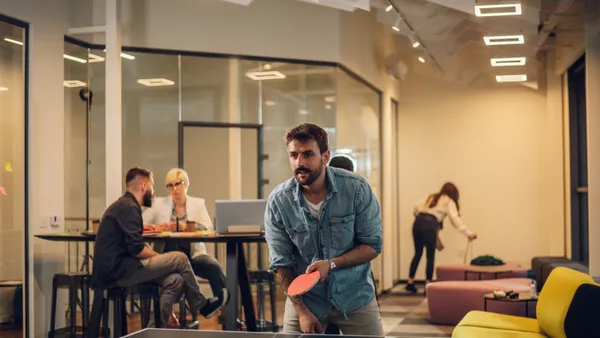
568;55;588;265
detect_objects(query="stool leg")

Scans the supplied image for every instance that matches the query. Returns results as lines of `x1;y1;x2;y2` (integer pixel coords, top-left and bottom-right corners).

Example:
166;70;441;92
49;277;58;338
102;292;109;338
87;289;104;338
179;300;187;327
121;296;128;335
113;296;122;337
81;279;89;333
69;284;78;336
269;280;277;331
153;295;161;328
140;298;151;328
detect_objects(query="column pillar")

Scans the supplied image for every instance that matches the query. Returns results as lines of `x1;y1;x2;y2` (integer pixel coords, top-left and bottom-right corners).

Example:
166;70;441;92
585;16;600;276
228;59;242;200
105;0;123;206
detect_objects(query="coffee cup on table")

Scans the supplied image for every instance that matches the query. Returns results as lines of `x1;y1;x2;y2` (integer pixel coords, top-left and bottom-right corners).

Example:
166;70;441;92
92;220;100;233
186;221;196;232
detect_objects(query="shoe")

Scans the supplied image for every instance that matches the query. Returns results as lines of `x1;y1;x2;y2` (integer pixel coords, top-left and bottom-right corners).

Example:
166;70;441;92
168;313;180;328
219;288;230;306
185;320;199;329
405;283;418;294
200;297;226;319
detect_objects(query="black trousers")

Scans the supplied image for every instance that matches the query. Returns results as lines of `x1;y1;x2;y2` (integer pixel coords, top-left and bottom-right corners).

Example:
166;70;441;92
409;213;440;281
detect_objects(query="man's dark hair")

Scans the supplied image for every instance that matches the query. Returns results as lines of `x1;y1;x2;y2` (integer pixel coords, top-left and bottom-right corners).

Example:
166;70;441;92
285;123;329;154
329;156;354;172
125;167;152;185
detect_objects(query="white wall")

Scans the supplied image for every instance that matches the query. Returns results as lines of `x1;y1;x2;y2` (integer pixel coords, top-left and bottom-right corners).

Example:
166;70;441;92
337;9;401;289
0;0;69;337
396;69;566;279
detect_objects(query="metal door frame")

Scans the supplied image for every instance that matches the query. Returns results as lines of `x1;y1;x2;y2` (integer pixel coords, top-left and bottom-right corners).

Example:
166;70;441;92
177;121;264;199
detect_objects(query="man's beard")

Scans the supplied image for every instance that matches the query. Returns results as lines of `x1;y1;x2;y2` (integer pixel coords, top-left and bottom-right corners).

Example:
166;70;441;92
142;190;153;208
294;166;323;186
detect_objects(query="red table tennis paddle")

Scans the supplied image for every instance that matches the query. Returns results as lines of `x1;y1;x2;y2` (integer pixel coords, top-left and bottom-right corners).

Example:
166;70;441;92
287;271;320;296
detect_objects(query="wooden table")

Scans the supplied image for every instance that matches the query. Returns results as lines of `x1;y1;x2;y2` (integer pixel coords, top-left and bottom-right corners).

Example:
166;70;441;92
35;232;266;332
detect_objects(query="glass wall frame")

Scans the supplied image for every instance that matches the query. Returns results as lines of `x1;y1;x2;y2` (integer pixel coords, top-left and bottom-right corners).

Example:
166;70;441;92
0;13;29;337
63;37;385;292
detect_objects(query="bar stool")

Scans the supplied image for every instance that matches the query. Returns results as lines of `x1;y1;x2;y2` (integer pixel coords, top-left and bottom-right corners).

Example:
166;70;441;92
48;272;90;338
87;283;160;338
248;269;278;332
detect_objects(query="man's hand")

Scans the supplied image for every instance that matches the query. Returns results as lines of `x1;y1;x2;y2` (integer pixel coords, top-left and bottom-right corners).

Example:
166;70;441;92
468;233;477;241
306;260;330;282
298;309;323;334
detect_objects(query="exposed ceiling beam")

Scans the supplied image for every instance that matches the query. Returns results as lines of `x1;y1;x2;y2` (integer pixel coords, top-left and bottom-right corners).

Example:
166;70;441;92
536;0;574;48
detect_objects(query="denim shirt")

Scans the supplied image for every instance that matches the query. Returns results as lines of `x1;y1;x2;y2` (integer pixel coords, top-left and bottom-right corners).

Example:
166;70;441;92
265;166;383;320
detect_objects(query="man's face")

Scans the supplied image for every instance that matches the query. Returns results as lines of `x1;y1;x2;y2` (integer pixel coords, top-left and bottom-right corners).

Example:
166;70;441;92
287;139;330;186
141;177;155;208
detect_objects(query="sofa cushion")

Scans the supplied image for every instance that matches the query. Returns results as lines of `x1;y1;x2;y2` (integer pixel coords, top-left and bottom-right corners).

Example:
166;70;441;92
453;325;547;338
457;311;541;334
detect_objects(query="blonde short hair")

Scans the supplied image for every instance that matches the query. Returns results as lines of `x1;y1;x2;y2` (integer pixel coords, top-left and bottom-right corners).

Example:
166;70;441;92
165;168;190;187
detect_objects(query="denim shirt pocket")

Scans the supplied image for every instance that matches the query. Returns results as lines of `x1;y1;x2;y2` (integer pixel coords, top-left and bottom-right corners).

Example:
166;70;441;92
329;214;355;250
285;225;316;257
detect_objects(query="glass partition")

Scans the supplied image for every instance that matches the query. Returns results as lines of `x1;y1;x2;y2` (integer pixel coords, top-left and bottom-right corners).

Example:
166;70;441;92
0;17;26;336
63;40;383;291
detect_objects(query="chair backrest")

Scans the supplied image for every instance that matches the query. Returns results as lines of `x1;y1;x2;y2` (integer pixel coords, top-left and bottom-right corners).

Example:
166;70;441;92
536;267;594;338
564;283;600;338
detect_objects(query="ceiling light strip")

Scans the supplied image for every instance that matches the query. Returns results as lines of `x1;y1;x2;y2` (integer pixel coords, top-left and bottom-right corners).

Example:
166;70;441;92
484;35;524;46
491;57;526;67
496;74;527;82
475;3;522;17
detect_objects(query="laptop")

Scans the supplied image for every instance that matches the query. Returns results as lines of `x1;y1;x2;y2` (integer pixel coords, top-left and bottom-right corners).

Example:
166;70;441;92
214;199;267;235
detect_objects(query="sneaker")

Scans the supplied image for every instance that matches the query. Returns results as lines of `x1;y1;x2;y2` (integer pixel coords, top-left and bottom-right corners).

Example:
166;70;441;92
219;288;230;306
405;283;418;294
200;297;225;319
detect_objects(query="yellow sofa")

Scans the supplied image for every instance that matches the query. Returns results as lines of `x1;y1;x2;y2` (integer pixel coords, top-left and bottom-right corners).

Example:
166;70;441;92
452;267;595;338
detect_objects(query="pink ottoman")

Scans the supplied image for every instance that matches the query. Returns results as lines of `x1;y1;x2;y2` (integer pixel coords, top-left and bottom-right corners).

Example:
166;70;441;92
436;262;528;281
426;278;536;325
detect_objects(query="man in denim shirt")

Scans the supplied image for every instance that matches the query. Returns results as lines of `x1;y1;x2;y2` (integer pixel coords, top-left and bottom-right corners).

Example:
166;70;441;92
265;123;384;335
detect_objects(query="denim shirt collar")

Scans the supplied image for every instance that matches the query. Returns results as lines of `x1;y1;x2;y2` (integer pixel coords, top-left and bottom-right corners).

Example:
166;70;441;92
293;166;339;202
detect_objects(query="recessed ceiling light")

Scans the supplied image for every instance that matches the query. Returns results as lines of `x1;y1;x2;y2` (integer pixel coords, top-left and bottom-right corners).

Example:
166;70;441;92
496;74;527;82
263;64;272;70
412;41;421;48
265;100;276;106
63;80;87;88
137;78;175;87
335;148;353;154
324;96;336;103
385;5;393;12
484;35;524;46
475;3;522;17
88;54;105;63
491;57;526;67
4;38;23;46
298;109;309;115
0;87;8;91
325;104;332;110
245;71;286;81
63;54;87;64
418;56;426;63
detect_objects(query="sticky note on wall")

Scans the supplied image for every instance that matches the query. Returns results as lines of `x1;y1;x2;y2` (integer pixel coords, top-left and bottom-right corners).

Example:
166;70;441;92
0;186;6;195
4;162;12;172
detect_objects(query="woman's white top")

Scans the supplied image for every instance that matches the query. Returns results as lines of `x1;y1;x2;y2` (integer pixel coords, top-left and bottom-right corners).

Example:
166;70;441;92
142;195;213;258
413;194;473;237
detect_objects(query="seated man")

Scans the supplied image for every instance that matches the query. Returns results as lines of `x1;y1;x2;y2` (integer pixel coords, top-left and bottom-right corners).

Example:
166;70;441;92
91;167;225;328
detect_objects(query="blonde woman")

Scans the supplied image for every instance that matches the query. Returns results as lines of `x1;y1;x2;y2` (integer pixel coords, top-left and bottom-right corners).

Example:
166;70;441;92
143;168;228;315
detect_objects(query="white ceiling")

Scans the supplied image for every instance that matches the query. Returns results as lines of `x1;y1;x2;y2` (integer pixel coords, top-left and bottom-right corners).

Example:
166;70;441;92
217;0;589;88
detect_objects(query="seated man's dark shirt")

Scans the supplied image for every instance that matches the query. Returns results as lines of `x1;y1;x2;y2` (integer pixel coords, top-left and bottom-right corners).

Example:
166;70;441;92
91;192;146;288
